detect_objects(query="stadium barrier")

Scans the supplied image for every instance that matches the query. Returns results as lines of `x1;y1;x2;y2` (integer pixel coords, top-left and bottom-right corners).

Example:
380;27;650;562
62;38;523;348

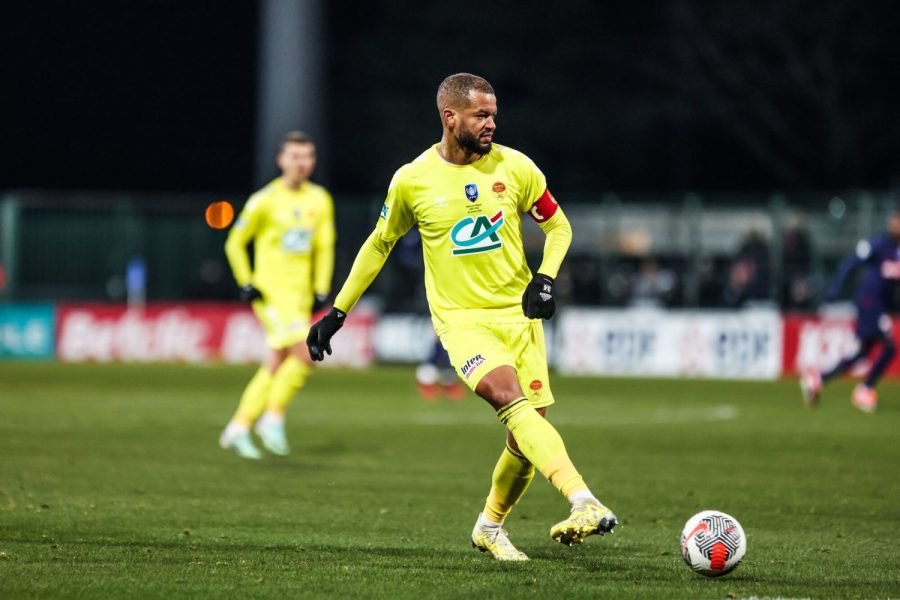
54;302;374;367
0;303;55;359
555;308;782;379
4;302;899;379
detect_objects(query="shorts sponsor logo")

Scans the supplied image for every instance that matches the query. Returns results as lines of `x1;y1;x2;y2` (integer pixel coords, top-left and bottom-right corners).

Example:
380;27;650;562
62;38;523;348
450;210;504;256
461;353;486;379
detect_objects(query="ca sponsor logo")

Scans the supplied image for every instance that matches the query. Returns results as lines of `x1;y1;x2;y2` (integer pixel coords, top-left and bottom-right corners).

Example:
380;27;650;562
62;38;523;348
380;203;389;219
450;210;504;256
461;354;486;379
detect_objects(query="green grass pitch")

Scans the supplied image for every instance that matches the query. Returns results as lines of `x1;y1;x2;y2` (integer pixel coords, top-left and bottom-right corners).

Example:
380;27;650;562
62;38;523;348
1;362;898;599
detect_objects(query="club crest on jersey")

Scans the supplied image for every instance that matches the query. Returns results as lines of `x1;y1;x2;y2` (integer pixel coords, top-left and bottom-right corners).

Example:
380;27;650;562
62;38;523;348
464;184;479;201
450;210;504;256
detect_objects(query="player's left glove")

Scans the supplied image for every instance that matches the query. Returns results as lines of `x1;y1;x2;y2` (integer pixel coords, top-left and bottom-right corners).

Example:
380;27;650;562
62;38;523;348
239;284;264;303
522;273;556;320
307;307;346;361
312;293;328;313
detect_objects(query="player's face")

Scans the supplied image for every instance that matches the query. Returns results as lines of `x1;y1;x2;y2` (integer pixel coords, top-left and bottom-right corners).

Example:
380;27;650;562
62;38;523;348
889;215;900;241
453;91;497;155
277;142;317;182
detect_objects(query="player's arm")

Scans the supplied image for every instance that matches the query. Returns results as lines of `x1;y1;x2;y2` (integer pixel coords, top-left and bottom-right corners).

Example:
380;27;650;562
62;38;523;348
305;231;398;361
826;239;870;301
307;173;415;360
224;197;263;301
531;190;572;279
522;190;571;319
311;193;337;311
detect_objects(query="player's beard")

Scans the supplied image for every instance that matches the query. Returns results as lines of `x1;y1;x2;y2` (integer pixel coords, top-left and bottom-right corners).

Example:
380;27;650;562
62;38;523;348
456;126;492;156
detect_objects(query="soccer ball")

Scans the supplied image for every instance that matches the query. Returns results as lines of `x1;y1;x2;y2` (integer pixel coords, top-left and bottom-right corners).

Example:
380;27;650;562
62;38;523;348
680;510;746;577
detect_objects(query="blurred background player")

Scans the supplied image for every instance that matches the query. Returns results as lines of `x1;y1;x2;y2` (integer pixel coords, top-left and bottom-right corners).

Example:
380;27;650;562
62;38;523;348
801;212;900;412
307;73;616;560
415;339;464;402
219;131;335;458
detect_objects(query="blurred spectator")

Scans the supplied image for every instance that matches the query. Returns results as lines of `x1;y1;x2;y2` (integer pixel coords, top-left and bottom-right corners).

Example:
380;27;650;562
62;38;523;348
630;258;677;307
782;216;813;309
563;255;603;305
723;229;770;306
190;259;234;300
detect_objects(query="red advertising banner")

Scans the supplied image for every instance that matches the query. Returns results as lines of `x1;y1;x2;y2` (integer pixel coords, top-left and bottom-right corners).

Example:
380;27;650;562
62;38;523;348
782;313;900;377
56;303;375;366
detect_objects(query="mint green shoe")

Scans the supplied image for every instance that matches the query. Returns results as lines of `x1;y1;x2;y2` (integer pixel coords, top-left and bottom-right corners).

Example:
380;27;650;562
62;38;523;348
219;429;263;460
255;421;290;456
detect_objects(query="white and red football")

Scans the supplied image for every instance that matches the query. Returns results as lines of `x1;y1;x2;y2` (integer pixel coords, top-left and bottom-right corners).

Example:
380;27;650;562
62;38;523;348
680;510;747;577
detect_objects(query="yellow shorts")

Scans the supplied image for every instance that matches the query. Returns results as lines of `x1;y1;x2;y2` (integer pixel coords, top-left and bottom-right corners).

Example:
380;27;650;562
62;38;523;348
251;295;310;350
437;319;554;408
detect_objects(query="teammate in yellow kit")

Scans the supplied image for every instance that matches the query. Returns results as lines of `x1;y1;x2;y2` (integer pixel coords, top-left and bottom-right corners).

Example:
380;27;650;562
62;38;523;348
307;74;617;559
219;131;335;459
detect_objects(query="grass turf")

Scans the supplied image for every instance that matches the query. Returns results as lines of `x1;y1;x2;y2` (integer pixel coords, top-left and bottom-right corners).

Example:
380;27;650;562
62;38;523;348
0;362;898;599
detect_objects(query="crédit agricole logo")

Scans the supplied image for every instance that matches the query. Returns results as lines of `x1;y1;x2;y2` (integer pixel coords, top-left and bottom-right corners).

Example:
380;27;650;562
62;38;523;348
450;210;505;256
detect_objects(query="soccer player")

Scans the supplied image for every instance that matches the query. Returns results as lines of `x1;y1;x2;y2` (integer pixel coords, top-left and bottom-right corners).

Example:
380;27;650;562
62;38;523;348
307;74;617;560
801;212;900;412
219;131;335;458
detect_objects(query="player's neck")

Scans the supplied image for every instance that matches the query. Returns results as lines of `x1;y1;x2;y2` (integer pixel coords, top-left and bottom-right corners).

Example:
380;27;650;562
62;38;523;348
281;177;306;191
437;136;482;165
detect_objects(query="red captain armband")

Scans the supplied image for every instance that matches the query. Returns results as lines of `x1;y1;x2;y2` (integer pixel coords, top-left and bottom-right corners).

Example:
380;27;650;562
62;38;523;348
527;189;559;223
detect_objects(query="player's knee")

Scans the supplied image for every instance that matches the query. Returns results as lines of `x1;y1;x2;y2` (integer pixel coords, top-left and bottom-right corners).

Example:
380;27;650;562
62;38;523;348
883;339;896;359
475;380;523;408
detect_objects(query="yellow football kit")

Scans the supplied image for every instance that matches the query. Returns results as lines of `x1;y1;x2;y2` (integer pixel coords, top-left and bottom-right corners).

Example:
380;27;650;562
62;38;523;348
226;177;335;349
329;143;609;532
333;144;571;403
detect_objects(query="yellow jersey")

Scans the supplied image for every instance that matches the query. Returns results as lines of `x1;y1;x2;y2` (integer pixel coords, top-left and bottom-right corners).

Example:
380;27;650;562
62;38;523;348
371;143;547;328
225;177;335;300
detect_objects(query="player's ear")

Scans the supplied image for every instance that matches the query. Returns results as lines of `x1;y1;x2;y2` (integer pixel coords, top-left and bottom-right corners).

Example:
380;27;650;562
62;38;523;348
442;108;456;129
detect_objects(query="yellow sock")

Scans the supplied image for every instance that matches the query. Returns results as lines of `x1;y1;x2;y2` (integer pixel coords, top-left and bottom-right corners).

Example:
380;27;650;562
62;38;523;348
234;367;273;426
483;445;535;524
266;356;310;414
496;398;590;500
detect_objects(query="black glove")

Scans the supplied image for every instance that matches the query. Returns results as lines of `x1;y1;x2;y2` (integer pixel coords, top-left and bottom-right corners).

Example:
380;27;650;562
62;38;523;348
312;293;328;313
522;273;556;319
239;284;264;302
307;308;346;361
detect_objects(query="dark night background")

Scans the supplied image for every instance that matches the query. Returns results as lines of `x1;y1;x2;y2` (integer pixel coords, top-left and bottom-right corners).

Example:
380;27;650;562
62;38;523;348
3;0;900;195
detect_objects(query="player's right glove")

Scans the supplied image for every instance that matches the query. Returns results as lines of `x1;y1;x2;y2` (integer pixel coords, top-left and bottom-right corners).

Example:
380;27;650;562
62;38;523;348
239;284;264;302
522;273;556;319
307;307;346;361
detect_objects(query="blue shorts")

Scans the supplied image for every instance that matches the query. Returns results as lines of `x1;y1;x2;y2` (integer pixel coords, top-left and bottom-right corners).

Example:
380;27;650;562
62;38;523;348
855;307;892;341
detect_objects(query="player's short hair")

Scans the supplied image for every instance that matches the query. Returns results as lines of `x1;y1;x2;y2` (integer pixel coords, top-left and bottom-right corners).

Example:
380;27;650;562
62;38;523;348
436;73;495;112
280;131;315;150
